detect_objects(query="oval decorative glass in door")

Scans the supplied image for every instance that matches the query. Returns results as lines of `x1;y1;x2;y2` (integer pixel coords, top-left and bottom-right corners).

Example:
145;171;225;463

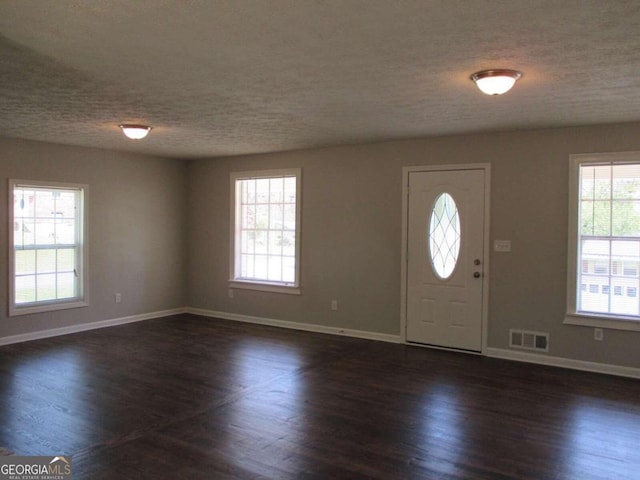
428;193;461;280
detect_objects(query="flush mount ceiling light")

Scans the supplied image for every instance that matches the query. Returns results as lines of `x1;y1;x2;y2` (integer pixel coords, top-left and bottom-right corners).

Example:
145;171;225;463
119;124;152;140
471;69;522;95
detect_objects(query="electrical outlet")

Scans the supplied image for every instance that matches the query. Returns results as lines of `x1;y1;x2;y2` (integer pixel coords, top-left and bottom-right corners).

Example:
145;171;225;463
228;289;234;299
594;328;603;341
331;300;338;311
115;293;121;304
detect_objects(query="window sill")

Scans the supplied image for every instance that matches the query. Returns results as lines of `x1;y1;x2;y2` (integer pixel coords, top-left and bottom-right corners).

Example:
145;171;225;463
229;280;301;295
10;299;89;317
564;312;640;332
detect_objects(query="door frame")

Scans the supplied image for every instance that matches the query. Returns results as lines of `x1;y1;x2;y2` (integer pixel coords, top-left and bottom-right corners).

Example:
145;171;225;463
400;163;491;353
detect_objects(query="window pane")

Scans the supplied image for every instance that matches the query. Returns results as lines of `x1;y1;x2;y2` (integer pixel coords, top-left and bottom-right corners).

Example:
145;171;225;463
269;204;283;229
283;256;295;283
256;205;269;229
254;231;267;254
15;219;35;247
15;275;36;304
580;200;595;235
245;180;255;203
241;230;254;254
35;190;54;217
56;191;76;218
57;272;76;299
283;204;296;230
55;218;76;244
281;231;295;256
612;200;640;236
242;205;255;229
268;231;282;255
429;193;461;280
612;164;640;200
581;165;610;200
284;177;296;203
254;255;267;278
14;189;35;218
611;240;639;261
580;199;611;237
241;254;254;278
267;256;282;281
15;250;35;275
256;179;269;203
34;218;55;245
270;178;284;203
579;239;610;313
593;260;608;274
592;201;611;236
36;273;57;301
57;248;75;272
37;249;57;274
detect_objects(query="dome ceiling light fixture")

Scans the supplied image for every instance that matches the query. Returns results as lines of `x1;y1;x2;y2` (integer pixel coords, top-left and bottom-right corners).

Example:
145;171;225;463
119;124;152;140
470;69;523;95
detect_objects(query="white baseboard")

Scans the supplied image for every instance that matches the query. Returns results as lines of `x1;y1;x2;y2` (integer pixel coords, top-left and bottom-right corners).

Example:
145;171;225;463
3;307;637;380
486;347;640;379
0;308;187;346
187;307;401;344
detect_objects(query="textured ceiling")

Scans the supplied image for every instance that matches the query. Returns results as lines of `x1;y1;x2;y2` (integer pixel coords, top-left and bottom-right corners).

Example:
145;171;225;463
1;0;639;159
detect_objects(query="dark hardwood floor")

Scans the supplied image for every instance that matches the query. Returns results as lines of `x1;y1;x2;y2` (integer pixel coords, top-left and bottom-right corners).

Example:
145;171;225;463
1;314;639;479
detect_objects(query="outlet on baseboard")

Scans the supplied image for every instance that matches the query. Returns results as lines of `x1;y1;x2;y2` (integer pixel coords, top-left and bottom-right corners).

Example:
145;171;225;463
115;293;121;304
331;300;338;311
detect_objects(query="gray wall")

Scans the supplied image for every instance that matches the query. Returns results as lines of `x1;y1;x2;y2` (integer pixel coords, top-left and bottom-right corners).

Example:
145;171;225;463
0;137;188;338
188;122;640;369
2;123;640;370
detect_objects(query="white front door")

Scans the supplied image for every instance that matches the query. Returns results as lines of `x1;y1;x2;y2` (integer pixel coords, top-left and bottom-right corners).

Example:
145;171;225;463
405;168;487;351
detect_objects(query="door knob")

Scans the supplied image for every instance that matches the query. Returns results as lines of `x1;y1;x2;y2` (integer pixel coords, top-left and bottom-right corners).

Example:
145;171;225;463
473;272;481;278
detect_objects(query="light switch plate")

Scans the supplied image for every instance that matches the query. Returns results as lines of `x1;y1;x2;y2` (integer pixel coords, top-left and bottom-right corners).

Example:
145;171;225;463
494;240;511;252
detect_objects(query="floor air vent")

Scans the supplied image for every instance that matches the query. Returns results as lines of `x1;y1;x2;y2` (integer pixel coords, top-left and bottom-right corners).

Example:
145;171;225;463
509;329;549;352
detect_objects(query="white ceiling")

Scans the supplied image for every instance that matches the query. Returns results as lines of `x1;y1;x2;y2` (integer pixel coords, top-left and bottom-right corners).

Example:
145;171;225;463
1;0;639;159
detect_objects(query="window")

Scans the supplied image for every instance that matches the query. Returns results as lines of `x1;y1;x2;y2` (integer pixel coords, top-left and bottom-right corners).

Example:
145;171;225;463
566;152;640;331
593;261;608;274
9;180;88;316
230;169;301;294
428;192;461;280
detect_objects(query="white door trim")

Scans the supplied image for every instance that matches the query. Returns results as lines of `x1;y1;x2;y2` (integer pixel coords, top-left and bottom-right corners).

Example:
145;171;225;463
400;163;491;353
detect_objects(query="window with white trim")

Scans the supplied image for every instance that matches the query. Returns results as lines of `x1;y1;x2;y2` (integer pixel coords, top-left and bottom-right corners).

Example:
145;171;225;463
566;152;640;330
230;169;301;294
9;180;88;316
